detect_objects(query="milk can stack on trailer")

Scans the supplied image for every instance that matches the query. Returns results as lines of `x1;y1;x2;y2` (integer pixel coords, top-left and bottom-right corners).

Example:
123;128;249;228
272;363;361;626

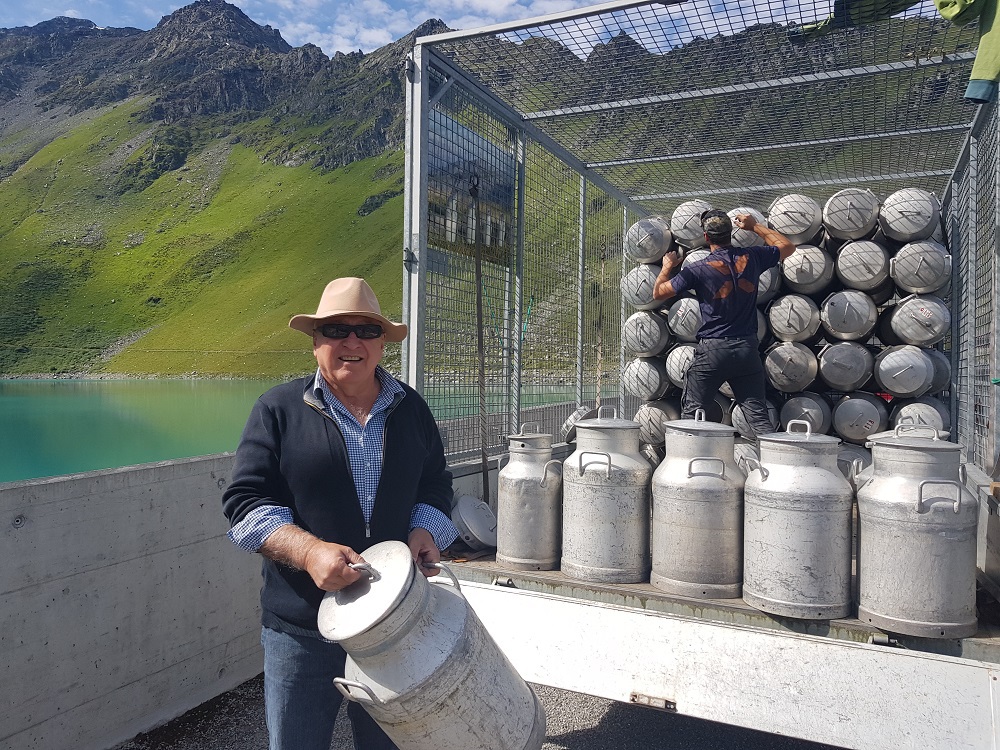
611;184;978;630
619;185;954;467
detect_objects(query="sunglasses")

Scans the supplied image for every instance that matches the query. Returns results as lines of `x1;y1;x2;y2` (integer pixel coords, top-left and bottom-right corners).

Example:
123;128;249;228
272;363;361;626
316;323;384;340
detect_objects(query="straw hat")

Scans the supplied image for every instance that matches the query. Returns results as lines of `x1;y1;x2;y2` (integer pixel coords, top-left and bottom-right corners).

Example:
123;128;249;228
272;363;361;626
288;277;408;342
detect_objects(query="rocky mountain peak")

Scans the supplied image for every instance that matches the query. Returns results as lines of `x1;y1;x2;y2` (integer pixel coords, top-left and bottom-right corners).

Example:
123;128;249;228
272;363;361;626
147;0;292;54
6;17;98;35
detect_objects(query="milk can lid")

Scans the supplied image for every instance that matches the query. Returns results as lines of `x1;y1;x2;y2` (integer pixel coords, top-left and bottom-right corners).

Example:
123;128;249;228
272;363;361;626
561;405;599;442
451;495;498;549
865;429;959;450
759;420;840;445
317;540;415;642
663;417;736;436
577;416;641;430
759;431;841;445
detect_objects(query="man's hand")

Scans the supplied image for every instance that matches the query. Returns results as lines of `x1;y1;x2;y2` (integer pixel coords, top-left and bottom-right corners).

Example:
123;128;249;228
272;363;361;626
653;248;681;301
734;214;797;260
259;524;366;592
302;539;366;591
408;527;441;578
661;247;681;270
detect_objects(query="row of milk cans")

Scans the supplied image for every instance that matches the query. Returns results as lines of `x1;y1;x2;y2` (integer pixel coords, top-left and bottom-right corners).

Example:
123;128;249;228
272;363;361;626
497;411;979;639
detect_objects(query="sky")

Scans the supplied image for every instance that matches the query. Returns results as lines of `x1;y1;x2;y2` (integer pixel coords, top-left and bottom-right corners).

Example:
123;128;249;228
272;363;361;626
0;0;604;57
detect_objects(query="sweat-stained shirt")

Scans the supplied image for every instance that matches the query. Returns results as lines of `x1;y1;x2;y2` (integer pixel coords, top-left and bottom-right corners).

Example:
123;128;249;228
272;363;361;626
668;245;781;340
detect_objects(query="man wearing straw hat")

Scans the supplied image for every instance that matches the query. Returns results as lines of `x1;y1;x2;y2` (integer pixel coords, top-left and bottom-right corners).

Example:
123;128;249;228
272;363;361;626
652;210;797;438
223;277;458;750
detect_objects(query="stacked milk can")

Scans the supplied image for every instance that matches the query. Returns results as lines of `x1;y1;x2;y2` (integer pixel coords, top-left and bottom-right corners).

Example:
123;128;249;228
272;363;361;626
620;186;955;482
488;185;979;640
611;187;981;637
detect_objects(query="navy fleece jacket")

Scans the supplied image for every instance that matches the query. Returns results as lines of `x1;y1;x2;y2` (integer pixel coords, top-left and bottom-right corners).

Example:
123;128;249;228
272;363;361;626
222;375;453;632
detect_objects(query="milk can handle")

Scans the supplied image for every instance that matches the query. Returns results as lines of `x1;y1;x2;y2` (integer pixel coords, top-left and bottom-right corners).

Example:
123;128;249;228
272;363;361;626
520;421;540;434
426;561;462;591
785;419;812;438
348;562;381;582
578;451;612;478
693;408;707;422
916;479;965;514
687;456;726;479
741;455;769;481
498;454;510;471
893;423;939;440
334;678;385;706
539;459;562;488
597;405;618;419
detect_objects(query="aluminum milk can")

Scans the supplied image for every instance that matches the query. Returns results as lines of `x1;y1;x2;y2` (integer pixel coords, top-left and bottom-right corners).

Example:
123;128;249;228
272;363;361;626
651;413;744;598
767;193;823;245
624;215;672;264
767;294;822;343
823;187;880;240
782;244;834;295
742;421;853;619
562;408;651;583
856;427;979;638
497;426;562;571
623;356;671;401
621;263;665;311
319;541;546;750
670;198;712;248
623;310;673;357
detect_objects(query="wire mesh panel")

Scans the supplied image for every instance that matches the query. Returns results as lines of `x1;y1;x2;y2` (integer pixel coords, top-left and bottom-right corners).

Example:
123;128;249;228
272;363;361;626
429;0;979;217
407;59;636;461
948;103;999;470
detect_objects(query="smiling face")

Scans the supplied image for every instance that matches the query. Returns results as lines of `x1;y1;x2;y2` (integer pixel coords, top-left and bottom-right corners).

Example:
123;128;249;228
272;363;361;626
313;314;386;391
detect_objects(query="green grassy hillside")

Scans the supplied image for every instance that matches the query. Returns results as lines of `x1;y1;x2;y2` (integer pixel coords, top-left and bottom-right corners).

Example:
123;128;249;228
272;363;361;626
0;98;407;378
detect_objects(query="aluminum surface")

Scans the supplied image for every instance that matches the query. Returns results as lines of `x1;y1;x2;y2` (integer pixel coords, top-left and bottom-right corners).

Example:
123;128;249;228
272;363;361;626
743;423;853;619
651;417;743;598
497;434;562;571
330;545;546;750
857;432;979;638
561;416;651;583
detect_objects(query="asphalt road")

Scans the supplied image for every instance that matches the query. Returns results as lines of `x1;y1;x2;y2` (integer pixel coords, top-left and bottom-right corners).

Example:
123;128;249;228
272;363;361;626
114;675;844;750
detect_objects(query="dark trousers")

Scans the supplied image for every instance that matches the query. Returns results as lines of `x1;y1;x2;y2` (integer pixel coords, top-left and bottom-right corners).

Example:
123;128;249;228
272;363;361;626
681;336;775;438
261;626;398;750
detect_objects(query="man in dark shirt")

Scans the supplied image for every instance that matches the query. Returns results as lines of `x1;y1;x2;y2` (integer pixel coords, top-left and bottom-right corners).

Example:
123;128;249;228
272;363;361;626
652;210;797;437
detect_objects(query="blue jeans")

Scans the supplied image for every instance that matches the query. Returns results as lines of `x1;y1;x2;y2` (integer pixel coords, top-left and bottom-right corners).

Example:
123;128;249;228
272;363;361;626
261;626;398;750
682;336;775;438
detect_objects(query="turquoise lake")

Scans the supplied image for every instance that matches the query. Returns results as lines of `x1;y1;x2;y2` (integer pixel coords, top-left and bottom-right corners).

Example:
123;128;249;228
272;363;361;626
0;378;598;484
0;379;282;484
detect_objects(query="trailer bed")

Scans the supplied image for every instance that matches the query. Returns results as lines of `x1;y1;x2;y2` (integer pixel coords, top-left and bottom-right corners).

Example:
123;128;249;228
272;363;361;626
447;555;1000;750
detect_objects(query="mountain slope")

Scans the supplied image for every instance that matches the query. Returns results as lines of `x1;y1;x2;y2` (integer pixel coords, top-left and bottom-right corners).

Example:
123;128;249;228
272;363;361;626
0;1;446;377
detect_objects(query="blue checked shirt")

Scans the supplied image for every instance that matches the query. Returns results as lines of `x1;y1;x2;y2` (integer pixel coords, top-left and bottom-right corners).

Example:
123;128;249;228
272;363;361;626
228;366;459;553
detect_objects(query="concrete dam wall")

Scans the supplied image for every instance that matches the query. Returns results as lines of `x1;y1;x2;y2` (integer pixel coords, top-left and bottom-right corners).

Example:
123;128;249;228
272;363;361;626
0;455;262;750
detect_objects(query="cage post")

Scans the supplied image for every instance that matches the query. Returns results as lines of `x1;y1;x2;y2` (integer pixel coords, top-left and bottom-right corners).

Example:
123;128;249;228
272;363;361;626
510;129;527;437
993;105;1000;465
402;46;430;391
576;175;587;407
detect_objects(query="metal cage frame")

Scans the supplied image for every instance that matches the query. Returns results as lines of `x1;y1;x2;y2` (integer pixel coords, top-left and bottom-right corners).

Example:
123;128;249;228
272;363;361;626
402;0;998;473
